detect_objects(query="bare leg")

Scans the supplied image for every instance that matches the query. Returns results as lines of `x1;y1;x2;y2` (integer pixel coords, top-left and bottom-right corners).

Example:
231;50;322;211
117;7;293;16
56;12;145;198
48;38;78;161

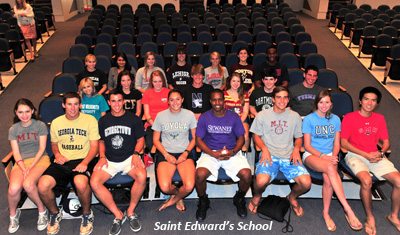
25;39;33;60
248;174;271;213
73;175;92;215
38;175;58;214
288;174;311;216
382;171;400;226
126;167;147;216
90;171;124;219
356;171;375;234
8;168;24;216
195;167;211;197
22;164;49;213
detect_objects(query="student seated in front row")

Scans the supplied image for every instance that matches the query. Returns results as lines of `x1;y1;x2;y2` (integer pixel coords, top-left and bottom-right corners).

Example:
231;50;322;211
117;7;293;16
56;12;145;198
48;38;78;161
249;86;311;217
38;92;99;235
195;89;252;221
90;90;147;235
341;87;400;235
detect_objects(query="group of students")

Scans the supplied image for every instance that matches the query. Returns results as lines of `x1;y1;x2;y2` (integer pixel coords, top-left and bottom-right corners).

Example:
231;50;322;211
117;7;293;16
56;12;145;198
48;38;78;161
6;43;400;235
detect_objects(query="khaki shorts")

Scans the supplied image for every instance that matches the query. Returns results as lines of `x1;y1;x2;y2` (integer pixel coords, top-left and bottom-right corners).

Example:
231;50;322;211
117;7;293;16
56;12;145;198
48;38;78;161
101;155;134;178
196;151;250;182
11;155;51;173
345;151;398;180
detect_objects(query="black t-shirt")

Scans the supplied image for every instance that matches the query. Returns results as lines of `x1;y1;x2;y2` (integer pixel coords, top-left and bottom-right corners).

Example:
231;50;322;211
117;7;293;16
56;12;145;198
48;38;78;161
249;87;274;112
183;84;214;114
254;61;288;86
166;63;192;90
98;112;145;162
122;89;142;112
76;69;108;92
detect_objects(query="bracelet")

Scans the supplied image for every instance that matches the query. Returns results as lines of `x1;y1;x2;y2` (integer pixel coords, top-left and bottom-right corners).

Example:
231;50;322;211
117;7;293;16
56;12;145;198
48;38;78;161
184;149;190;154
379;151;385;158
16;159;23;164
318;153;323;158
99;156;106;159
134;151;141;156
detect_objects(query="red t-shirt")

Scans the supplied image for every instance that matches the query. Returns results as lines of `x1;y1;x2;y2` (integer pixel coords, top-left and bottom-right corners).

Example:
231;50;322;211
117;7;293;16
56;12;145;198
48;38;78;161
142;87;170;124
341;111;388;153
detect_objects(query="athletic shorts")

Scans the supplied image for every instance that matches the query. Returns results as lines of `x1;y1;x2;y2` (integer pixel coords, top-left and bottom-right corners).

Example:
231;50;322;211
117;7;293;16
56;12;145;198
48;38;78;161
255;155;309;183
196;151;250;182
101;155;135;178
345;151;398;180
42;159;96;188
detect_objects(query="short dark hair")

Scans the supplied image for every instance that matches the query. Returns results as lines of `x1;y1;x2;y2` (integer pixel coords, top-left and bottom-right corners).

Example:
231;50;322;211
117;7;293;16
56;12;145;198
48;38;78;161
108;89;124;100
272;86;289;98
262;67;277;79
63;92;81;104
304;65;319;74
168;89;184;99
359;86;382;103
266;45;277;53
210;89;224;99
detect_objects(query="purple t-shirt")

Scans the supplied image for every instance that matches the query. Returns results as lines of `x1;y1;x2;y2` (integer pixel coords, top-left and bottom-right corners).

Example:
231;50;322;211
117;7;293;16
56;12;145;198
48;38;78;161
196;110;244;150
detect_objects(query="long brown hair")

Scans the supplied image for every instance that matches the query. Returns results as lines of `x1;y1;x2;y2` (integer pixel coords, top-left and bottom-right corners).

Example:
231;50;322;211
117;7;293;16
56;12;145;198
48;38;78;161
13;98;37;123
314;89;333;119
15;0;27;9
226;72;245;106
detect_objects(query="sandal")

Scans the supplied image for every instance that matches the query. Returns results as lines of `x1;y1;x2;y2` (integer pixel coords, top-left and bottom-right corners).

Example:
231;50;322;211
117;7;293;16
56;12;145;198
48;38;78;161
364;222;376;235
386;215;400;232
323;216;336;232
176;199;186;212
247;199;259;214
345;214;363;231
287;196;304;217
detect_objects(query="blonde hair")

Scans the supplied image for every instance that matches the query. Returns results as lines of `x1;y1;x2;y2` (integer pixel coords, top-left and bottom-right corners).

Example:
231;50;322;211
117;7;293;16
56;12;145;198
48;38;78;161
210;51;224;77
78;78;96;97
144;51;156;81
85;54;96;63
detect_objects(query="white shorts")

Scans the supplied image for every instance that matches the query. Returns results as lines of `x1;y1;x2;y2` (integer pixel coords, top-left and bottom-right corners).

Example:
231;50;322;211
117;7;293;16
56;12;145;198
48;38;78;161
196;151;251;182
345;151;398;180
101;156;134;178
302;151;333;162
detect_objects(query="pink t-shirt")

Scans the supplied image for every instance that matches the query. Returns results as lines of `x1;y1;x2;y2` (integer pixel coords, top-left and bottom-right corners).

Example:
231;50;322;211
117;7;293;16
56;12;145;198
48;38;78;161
341;111;388;153
142;88;170;126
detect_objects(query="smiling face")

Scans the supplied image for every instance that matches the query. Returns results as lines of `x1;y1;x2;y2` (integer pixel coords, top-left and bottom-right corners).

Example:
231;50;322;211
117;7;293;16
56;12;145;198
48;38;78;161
15;104;33;124
238;49;248;63
230;75;242;91
303;69;318;88
210;53;221;67
146;54;155;67
210;91;225;113
85;56;96;71
317;95;333;116
63;97;80;120
108;93;125;116
120;75;132;90
272;90;289;113
168;91;184;112
177;52;186;63
262;76;277;90
116;56;126;69
266;48;277;63
360;92;378;114
152;75;164;91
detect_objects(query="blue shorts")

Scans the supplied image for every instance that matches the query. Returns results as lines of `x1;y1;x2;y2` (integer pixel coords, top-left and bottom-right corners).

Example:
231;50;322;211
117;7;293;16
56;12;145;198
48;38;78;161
255;155;309;183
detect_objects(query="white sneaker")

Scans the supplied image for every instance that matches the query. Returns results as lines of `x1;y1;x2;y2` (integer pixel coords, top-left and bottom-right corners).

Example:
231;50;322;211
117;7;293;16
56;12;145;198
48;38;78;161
8;208;21;233
37;210;48;231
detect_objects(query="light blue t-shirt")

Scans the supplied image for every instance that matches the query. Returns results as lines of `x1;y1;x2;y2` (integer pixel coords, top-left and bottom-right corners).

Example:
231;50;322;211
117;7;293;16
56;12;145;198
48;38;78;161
302;112;341;154
81;94;109;120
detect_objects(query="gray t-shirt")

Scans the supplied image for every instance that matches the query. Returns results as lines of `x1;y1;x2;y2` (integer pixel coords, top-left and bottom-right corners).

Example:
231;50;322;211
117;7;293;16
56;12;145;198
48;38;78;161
289;83;323;116
8;119;48;159
204;66;229;89
135;66;166;91
152;108;197;153
250;108;302;159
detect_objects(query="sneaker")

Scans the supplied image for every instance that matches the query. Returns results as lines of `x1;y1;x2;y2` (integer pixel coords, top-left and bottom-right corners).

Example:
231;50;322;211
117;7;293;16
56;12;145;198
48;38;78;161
37;210;48;231
8;208;21;233
47;209;62;235
80;210;94;235
127;213;141;232
196;194;210;221
233;191;247;218
109;216;126;235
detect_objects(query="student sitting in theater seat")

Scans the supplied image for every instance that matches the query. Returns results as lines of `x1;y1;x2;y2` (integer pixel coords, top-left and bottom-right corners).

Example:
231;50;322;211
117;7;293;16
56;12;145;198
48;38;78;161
8;99;50;233
166;46;192;91
79;78;109;121
135;51;166;94
153;89;197;212
76;54;108;95
303;90;362;232
142;70;170;155
107;52;137;92
204;51;229;90
115;70;142;117
229;48;254;94
224;72;250;153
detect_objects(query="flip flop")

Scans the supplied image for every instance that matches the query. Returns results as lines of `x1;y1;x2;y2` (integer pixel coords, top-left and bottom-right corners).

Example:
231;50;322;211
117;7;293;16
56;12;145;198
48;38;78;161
364;222;376;235
386;215;400;232
345;214;363;231
247;199;259;215
323;217;336;232
176;199;186;212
